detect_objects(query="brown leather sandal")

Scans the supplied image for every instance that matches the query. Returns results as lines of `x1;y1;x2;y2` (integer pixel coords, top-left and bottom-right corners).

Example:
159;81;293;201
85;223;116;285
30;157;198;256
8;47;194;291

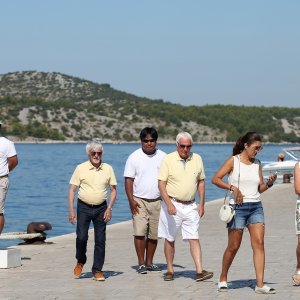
164;272;174;281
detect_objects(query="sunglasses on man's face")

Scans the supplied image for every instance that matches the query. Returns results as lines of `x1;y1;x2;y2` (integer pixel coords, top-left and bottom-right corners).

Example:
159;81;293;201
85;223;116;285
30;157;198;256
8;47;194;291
91;151;102;156
178;144;192;149
142;139;156;143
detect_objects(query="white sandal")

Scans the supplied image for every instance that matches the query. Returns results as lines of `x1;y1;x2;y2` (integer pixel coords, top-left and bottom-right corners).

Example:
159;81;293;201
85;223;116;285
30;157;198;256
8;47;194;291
255;285;276;294
218;281;228;292
292;270;300;285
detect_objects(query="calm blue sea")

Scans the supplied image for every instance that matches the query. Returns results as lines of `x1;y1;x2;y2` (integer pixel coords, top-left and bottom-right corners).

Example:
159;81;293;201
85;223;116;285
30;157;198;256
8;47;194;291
2;143;292;247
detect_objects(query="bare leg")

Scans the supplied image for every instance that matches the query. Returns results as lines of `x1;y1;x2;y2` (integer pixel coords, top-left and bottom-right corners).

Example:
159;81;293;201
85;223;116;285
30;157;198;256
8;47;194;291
188;239;203;273
134;236;146;265
165;239;175;273
297;236;300;270
219;229;243;282
0;214;4;235
145;238;158;266
293;236;300;284
248;223;265;288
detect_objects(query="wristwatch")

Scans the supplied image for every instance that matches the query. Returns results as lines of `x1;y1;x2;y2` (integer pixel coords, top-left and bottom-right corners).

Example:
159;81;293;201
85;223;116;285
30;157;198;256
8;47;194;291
267;181;273;188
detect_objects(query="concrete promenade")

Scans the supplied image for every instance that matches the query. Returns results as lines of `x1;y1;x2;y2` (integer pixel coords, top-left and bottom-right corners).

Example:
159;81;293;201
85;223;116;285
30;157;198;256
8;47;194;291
0;183;299;299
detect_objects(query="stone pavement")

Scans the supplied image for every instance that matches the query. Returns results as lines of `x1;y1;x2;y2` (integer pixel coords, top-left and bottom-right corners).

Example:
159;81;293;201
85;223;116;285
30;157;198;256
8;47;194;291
0;183;299;299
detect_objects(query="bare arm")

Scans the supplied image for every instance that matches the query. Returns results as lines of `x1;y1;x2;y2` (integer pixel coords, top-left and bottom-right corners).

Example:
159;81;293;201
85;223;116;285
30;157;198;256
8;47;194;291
197;179;205;217
125;177;141;215
258;162;277;193
104;185;117;222
294;163;300;195
108;185;117;209
211;156;244;204
68;184;78;225
158;180;176;215
212;157;234;190
8;155;18;172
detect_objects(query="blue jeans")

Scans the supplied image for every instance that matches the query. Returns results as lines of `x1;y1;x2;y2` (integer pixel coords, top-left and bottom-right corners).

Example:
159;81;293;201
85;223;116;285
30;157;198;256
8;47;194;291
227;201;265;230
76;199;107;274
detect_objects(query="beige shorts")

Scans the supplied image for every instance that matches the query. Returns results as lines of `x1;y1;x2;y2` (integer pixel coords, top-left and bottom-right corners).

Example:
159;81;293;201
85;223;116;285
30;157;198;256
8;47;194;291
132;196;161;240
0;176;9;214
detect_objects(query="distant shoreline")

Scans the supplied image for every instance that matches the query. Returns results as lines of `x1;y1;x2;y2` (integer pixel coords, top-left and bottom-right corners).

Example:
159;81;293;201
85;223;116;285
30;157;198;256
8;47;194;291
12;140;297;145
13;140;235;145
4;135;298;146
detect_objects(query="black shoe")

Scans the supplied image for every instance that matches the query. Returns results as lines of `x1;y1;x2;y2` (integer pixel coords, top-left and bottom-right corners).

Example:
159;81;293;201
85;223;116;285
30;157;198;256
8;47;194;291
137;264;147;274
146;264;162;272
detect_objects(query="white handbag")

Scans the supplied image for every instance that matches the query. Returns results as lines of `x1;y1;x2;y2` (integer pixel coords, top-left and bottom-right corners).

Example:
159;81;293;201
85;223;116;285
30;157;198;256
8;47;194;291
219;203;235;223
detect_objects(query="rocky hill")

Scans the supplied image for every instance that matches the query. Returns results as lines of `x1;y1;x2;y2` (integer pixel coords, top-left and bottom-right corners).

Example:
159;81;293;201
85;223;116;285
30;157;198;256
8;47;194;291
0;71;299;143
0;71;110;101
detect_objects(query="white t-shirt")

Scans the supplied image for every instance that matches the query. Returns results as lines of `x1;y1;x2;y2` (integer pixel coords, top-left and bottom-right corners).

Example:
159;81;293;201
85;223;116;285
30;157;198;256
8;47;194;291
0;137;17;176
124;148;166;199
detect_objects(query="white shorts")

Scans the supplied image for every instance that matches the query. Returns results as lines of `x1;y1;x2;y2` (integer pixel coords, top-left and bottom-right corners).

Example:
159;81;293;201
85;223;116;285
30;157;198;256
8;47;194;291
158;199;200;242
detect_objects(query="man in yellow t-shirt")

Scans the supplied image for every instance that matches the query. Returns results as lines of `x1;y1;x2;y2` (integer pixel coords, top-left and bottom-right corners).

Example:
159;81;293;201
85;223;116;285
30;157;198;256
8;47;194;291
158;132;213;282
68;141;117;282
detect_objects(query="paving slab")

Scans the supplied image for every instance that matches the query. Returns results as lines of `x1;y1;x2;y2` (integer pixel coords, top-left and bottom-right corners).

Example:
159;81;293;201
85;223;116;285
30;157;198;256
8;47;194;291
0;183;299;299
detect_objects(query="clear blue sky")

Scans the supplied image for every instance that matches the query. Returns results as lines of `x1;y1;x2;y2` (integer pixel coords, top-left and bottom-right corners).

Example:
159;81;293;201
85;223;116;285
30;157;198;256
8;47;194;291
1;0;299;107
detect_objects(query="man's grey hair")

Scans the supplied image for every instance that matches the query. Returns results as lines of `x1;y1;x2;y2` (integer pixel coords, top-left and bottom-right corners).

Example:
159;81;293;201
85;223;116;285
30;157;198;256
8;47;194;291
176;132;193;145
86;141;104;154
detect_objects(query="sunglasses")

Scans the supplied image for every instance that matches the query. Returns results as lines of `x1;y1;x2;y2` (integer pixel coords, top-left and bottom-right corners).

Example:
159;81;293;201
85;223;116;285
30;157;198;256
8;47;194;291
142;139;156;143
91;151;102;156
249;146;263;152
178;144;192;149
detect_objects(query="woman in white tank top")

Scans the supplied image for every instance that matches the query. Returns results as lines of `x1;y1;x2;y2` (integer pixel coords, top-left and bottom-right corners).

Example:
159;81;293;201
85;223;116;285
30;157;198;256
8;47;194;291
212;132;277;294
293;161;300;285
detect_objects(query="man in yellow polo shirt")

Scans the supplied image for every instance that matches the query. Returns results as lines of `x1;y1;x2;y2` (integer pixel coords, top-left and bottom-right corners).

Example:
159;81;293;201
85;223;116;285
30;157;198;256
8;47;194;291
158;132;213;282
68;141;117;281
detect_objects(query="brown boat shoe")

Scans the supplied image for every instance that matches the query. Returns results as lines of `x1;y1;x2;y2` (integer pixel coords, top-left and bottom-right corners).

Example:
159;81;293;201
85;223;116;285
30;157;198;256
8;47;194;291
93;271;105;281
195;270;214;282
73;263;84;278
164;272;174;281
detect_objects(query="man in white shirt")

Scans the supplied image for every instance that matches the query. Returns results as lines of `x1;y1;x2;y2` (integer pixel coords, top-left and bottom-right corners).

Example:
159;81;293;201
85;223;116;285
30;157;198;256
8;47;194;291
124;127;166;274
0;121;18;234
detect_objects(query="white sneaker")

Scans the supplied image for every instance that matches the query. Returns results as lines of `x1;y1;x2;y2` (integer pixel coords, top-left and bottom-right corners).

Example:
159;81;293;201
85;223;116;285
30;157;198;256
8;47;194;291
255;285;276;294
218;281;228;292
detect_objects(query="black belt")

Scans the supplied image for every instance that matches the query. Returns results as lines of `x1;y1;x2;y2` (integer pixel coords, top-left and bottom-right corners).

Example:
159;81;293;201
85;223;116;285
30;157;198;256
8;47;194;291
171;197;195;205
0;174;8;179
78;199;106;208
135;196;161;203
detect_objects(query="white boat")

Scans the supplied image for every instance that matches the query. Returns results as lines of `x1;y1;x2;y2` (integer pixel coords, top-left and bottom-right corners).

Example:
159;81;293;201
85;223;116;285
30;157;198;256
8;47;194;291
262;147;300;183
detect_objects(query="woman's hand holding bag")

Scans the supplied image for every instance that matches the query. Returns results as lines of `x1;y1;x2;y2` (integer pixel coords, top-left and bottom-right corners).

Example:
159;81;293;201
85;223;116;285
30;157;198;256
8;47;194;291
219;192;235;223
219;158;242;223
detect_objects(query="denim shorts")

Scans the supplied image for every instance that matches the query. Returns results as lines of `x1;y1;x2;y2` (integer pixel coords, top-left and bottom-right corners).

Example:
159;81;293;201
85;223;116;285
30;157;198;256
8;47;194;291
227;201;265;230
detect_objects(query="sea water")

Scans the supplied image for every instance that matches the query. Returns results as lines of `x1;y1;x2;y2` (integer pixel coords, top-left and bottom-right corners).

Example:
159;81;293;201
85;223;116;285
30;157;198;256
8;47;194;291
1;143;290;247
